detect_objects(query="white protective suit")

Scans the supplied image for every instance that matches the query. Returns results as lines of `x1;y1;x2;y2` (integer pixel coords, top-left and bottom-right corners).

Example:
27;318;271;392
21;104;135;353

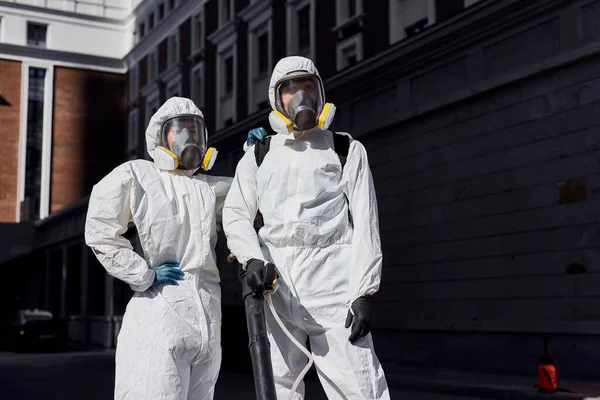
85;97;232;400
223;57;390;399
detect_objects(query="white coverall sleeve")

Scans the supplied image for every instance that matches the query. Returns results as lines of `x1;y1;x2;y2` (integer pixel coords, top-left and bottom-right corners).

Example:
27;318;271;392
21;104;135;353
222;148;266;264
344;140;383;303
85;163;155;292
207;176;234;230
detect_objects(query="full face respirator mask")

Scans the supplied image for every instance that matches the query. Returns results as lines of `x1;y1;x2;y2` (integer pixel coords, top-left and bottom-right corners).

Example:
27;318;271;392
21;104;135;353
153;115;217;172
286;90;318;131
271;72;336;135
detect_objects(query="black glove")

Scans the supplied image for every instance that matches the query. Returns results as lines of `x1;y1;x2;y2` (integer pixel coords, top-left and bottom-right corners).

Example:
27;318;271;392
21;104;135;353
345;295;372;344
244;258;277;294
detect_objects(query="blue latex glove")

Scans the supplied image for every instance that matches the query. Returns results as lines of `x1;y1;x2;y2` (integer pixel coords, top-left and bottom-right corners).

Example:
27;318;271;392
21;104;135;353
246;127;267;147
152;263;184;286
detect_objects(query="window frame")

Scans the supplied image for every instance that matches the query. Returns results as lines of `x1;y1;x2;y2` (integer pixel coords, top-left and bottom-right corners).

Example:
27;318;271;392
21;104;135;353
389;0;436;44
139;21;146;40
17;62;54;221
256;31;270;77
158;3;165;20
219;0;235;27
129;65;139;103
297;5;310;53
166;76;182;99
246;10;273;112
336;33;363;71
286;0;316;61
335;0;363;27
191;12;205;54
209;4;239;130
168;30;180;67
148;12;155;30
190;63;205;110
26;21;48;48
144;90;160;160
216;44;237;130
127;109;139;159
147;48;158;83
223;53;234;96
145;90;160;126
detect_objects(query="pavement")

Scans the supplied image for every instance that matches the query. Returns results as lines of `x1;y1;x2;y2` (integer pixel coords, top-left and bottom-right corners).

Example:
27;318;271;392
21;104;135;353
1;348;600;399
382;362;600;400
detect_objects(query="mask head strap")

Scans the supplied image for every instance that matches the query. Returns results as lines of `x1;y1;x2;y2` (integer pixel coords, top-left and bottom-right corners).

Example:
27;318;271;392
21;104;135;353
272;110;293;133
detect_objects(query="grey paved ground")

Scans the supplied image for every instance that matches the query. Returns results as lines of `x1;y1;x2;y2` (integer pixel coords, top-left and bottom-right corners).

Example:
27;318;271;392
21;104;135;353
0;349;497;399
0;350;333;399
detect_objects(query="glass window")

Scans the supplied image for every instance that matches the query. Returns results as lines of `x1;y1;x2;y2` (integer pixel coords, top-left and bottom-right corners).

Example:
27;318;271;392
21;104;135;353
128;110;139;153
146;96;159;125
192;67;203;108
297;6;310;52
192;14;203;52
168;33;179;66
224;56;234;95
23;67;46;221
223;0;232;23
27;23;47;48
147;51;158;81
336;35;363;71
405;18;428;38
257;32;269;76
166;80;181;98
347;0;357;18
129;66;138;101
343;44;357;66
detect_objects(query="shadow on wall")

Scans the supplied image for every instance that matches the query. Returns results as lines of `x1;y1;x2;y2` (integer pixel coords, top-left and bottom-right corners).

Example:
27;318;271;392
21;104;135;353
0;249;46;334
82;72;127;194
0;93;10;106
0;222;36;264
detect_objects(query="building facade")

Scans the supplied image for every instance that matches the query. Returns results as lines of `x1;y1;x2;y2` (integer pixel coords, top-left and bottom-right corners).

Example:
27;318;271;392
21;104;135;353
0;0;130;225
0;0;135;348
3;0;600;380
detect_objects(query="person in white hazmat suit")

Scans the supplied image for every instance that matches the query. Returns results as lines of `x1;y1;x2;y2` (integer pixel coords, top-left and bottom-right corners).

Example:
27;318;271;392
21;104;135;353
85;97;232;400
223;56;390;399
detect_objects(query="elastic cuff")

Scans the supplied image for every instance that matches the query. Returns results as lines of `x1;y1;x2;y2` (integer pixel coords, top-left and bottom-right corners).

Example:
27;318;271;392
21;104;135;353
130;269;156;292
350;293;373;304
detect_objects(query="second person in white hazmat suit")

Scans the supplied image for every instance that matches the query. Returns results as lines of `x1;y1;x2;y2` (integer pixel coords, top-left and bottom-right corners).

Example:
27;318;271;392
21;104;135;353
85;97;232;400
223;56;390;399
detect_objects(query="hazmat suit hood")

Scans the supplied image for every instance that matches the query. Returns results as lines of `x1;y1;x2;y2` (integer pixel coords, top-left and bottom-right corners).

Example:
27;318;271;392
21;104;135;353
146;97;208;174
268;56;335;136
